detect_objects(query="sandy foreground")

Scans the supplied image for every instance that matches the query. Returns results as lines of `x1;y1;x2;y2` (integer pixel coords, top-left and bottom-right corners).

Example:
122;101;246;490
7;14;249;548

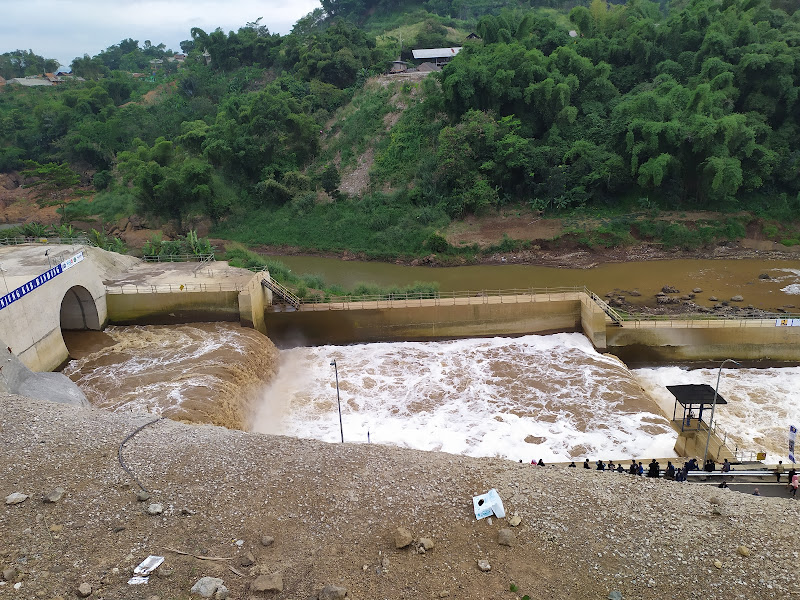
1;394;798;600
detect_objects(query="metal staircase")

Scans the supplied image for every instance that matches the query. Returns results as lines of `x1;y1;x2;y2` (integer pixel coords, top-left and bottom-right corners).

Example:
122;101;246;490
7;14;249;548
261;278;301;309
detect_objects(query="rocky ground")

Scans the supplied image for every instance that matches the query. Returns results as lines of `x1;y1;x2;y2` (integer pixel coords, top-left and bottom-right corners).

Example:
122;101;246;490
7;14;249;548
2;394;798;600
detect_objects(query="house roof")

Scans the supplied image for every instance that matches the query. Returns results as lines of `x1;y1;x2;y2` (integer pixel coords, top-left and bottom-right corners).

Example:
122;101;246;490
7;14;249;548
7;78;53;87
412;47;462;59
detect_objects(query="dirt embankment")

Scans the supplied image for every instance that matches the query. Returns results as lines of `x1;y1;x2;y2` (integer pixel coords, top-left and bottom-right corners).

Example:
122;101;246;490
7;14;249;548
1;394;798;600
3;173;799;277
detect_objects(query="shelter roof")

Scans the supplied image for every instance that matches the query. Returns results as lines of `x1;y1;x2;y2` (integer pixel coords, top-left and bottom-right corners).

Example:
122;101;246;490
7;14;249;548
667;384;728;406
412;47;462;59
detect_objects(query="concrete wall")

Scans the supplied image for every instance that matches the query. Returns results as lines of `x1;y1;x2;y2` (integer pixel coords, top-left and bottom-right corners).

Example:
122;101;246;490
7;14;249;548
107;290;242;325
237;271;271;334
2;257;110;372
264;298;582;346
580;295;608;350
607;321;800;363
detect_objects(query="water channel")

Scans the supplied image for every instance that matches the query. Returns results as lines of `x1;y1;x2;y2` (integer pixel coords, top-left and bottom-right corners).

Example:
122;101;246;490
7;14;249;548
63;256;800;463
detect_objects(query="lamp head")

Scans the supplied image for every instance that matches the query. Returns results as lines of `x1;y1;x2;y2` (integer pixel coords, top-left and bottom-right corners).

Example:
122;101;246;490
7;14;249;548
330;360;336;366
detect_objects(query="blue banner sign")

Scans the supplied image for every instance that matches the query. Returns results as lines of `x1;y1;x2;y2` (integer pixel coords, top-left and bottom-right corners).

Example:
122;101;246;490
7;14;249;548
0;251;84;312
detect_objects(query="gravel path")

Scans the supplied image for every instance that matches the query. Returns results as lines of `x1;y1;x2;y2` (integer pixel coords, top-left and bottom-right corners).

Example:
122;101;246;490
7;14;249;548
1;394;796;599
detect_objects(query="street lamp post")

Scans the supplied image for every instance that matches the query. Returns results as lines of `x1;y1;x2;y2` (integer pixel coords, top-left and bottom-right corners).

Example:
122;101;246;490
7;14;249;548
704;358;740;461
330;359;344;443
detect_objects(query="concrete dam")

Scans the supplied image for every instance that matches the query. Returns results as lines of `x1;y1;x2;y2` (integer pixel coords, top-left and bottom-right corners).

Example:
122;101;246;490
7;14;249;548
2;241;800;379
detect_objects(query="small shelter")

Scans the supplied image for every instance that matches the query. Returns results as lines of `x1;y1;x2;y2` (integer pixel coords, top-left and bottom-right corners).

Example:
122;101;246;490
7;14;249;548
667;384;728;432
411;47;462;67
389;60;408;74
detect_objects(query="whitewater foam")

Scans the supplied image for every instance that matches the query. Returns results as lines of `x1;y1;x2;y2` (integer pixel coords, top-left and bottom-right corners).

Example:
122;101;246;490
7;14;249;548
633;365;800;461
251;333;677;461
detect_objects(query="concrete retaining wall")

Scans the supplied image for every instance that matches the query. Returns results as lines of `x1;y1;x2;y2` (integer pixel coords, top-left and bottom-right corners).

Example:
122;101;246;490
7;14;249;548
3;257;109;372
607;322;800;363
107;290;241;325
264;298;582;346
237;272;271;334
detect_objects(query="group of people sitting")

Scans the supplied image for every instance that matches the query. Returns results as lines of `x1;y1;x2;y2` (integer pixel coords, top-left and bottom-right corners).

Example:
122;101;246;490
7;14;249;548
564;457;717;481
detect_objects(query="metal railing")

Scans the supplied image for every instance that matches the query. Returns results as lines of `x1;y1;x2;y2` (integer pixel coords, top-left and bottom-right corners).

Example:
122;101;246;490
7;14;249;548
585;289;623;324
105;282;244;294
618;313;800;327
0;235;90;246
143;254;215;263
261;278;301;308
297;286;585;309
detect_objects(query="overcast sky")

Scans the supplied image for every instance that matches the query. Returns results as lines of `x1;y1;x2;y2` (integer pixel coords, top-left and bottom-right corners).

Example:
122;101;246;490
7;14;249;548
1;0;322;70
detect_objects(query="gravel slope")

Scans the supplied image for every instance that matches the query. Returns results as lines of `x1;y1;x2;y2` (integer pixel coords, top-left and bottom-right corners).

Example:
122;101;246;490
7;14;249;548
1;394;796;600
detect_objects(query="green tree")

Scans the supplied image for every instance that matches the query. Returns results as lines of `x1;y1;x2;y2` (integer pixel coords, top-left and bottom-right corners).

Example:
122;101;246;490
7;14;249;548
20;161;81;224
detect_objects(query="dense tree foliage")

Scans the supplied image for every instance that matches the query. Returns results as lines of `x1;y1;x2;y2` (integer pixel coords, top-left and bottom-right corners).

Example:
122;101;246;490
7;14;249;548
0;0;799;245
0;50;60;79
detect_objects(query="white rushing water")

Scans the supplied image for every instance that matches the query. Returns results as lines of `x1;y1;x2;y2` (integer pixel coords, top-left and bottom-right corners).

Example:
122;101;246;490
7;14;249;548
634;366;800;462
252;333;678;462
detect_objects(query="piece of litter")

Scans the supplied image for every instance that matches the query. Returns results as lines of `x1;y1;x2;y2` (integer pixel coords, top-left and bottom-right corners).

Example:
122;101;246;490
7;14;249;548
472;489;505;520
127;576;149;585
134;555;165;576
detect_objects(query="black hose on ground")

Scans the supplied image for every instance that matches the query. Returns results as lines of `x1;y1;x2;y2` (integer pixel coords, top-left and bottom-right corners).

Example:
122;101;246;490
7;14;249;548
118;417;163;492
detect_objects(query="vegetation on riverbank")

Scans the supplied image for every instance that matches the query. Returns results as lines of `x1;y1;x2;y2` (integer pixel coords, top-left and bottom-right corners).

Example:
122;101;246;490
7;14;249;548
1;0;799;261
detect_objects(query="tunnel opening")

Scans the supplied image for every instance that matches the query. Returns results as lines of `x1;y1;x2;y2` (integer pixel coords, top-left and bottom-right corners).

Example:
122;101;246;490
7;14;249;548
60;285;111;361
60;285;101;331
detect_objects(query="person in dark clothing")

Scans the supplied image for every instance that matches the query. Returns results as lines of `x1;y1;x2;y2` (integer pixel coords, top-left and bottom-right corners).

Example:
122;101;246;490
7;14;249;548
666;461;676;480
637;462;644;476
608;460;615;471
629;460;637;475
569;461;576;468
616;463;624;473
584;458;590;469
648;459;660;478
537;458;545;466
596;460;605;471
704;459;715;472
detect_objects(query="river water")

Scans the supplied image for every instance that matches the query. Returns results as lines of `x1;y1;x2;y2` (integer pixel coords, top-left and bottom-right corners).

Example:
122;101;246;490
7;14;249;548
269;256;800;311
62;257;800;463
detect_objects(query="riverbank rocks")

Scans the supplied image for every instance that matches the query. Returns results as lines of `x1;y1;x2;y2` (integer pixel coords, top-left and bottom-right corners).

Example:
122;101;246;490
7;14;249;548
737;545;751;557
44;487;65;503
318;584;348;600
146;503;164;515
693;287;703;293
136;490;151;502
394;527;413;549
191;577;225;598
662;285;679;293
261;535;275;547
76;582;92;597
759;273;771;279
5;492;28;505
731;295;744;302
497;528;515;546
508;515;522;527
251;573;283;593
3;567;18;582
477;559;491;572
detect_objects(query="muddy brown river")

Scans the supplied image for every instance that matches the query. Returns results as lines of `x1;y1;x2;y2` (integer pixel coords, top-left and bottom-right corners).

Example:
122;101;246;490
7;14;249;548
267;256;800;311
